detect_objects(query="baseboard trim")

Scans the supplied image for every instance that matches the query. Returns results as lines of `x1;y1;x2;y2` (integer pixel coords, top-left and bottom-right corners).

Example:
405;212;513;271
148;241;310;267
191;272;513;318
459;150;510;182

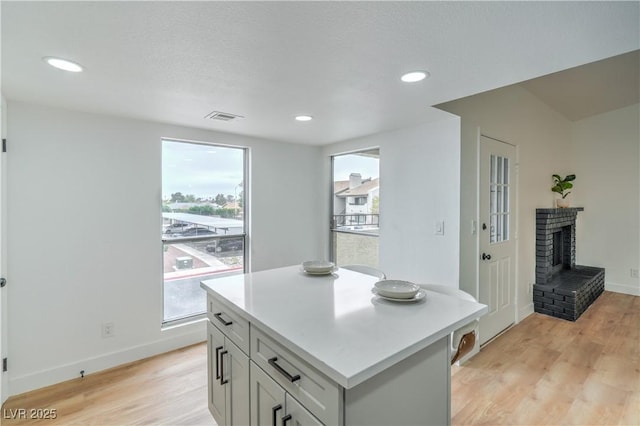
9;321;206;397
605;281;640;296
518;303;534;322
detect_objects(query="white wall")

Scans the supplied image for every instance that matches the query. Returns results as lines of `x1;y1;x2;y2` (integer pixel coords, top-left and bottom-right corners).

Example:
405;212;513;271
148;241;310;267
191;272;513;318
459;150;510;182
1;95;8;403
6;101;323;395
438;85;573;320
323;111;462;286
572;103;640;295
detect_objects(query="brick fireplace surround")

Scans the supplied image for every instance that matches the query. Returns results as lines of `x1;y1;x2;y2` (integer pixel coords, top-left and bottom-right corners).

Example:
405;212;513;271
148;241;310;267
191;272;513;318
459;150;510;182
533;208;605;321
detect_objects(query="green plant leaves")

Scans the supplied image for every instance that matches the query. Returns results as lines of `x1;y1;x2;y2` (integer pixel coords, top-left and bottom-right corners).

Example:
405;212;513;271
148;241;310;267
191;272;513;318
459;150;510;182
551;173;576;197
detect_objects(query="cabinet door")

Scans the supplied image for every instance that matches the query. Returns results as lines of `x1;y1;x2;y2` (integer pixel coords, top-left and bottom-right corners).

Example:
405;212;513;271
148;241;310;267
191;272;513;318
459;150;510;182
224;338;250;426
207;322;227;425
251;361;286;426
251;327;340;425
284;394;324;426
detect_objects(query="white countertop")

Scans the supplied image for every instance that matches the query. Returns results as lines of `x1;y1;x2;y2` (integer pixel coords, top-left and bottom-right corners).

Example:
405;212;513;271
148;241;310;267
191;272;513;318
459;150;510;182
201;265;487;389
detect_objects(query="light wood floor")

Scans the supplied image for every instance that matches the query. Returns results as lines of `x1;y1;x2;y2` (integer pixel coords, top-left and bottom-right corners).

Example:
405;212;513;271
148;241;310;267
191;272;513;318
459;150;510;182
1;343;214;425
452;290;639;425
2;291;638;425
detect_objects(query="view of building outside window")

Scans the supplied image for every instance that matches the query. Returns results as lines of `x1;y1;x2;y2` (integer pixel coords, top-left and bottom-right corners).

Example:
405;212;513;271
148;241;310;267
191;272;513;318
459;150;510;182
332;150;380;267
162;139;246;323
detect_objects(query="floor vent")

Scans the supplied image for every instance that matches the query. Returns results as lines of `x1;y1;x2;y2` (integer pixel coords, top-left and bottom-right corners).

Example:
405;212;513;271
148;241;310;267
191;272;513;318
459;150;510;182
204;111;244;121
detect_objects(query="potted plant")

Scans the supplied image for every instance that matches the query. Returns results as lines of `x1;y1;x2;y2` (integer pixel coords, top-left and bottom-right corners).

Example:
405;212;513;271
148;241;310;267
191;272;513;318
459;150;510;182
552;174;575;208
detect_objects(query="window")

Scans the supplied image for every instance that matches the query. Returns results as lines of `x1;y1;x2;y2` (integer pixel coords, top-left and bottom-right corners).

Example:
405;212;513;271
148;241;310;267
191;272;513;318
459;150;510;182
489;154;509;244
331;149;380;267
162;139;247;324
349;197;367;206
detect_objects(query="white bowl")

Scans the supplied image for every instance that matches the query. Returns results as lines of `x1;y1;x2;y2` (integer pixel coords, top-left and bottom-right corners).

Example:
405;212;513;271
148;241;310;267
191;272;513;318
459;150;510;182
374;280;420;299
302;260;335;273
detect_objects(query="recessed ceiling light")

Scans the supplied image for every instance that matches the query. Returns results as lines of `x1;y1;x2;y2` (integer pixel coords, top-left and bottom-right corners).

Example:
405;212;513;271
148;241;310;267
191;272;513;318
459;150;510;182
401;71;429;83
43;56;84;73
295;115;313;122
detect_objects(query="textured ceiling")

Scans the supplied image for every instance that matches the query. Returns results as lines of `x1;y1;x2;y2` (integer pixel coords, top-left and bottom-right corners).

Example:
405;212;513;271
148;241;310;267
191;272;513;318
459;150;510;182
2;1;639;145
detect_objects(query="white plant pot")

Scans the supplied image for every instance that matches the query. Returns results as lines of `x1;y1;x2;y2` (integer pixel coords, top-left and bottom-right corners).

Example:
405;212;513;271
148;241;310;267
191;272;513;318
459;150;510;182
556;198;570;208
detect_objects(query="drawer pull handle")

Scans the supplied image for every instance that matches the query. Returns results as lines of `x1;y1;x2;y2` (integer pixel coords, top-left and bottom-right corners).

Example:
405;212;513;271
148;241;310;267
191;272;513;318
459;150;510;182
215;346;223;380
220;350;229;385
271;404;282;426
214;312;233;326
282;414;292;425
268;357;301;382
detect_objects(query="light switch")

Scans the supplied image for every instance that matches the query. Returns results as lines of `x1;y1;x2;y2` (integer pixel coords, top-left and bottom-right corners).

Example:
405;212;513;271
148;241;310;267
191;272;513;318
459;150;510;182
435;221;444;235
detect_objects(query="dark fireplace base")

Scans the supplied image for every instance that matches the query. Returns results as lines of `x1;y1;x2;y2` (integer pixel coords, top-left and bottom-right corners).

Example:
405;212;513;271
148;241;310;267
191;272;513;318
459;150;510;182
533;266;605;321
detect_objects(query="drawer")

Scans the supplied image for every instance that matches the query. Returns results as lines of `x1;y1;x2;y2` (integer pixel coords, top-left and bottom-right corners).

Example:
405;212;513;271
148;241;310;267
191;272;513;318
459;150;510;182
207;294;250;355
251;327;340;426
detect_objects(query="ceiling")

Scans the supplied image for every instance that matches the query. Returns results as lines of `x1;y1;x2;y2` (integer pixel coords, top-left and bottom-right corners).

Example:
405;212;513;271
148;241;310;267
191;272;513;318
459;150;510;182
2;2;639;145
520;50;640;121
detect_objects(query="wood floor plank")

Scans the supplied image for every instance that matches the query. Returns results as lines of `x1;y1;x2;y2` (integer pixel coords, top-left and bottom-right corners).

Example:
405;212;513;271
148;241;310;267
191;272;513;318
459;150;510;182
2;291;637;425
1;343;214;426
562;378;630;425
452;291;639;426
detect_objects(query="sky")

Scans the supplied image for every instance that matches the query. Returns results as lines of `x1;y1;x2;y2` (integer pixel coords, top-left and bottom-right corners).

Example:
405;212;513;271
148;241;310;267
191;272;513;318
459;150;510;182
162;140;244;200
162;140;379;200
333;153;379;181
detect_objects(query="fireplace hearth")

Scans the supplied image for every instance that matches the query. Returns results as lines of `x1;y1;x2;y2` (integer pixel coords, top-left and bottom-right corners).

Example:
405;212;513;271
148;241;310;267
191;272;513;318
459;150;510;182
533;208;604;321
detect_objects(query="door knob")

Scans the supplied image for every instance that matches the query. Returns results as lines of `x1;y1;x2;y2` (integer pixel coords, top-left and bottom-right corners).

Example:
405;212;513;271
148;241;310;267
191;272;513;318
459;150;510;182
482;253;492;260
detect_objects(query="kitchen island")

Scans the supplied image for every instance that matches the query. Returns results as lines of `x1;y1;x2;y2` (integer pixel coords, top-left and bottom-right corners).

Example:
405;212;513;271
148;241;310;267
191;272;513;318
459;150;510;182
201;265;487;426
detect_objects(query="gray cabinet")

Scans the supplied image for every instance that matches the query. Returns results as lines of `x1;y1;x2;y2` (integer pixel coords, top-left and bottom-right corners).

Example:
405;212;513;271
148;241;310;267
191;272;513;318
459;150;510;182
205;293;451;426
250;361;286;425
250;361;323;426
207;321;250;426
251;327;338;425
285;394;324;426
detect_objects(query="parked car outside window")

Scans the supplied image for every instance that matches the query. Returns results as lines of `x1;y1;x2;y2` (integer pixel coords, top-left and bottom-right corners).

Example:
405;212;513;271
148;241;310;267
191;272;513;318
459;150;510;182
164;223;190;234
179;227;216;237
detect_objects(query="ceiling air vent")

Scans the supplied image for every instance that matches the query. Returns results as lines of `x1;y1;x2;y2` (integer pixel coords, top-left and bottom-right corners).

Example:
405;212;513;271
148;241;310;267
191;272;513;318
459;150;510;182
204;111;244;122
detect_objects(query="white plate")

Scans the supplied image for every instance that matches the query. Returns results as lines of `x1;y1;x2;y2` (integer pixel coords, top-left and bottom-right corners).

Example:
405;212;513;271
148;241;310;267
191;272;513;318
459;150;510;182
372;288;426;303
302;260;335;274
301;266;337;276
374;279;420;299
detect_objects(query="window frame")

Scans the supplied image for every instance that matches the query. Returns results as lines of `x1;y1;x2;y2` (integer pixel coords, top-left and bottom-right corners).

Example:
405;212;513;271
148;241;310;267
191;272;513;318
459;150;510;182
329;148;380;266
349;196;367;206
160;138;249;327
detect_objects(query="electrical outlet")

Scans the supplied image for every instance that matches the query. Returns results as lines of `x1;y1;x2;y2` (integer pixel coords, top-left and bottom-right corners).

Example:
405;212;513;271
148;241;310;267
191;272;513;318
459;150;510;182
102;323;115;338
631;269;639;278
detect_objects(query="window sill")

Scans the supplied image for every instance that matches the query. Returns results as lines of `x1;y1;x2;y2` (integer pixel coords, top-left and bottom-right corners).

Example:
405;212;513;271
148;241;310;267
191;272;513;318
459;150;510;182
161;313;207;331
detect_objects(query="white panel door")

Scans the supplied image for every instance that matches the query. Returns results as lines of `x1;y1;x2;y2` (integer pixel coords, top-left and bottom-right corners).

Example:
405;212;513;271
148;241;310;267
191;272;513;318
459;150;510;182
478;136;517;345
